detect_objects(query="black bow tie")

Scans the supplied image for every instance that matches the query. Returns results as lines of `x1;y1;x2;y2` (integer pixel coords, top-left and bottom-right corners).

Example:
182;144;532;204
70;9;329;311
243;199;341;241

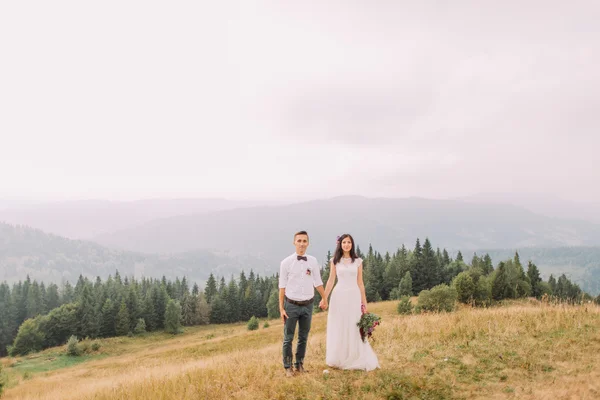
297;255;307;261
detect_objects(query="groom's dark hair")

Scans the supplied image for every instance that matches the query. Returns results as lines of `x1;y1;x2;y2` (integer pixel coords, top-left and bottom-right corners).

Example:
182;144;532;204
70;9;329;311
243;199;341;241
333;233;358;265
294;231;309;240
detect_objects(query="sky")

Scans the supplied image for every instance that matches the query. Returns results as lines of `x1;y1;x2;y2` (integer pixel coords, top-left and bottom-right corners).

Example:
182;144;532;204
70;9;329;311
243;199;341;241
1;1;599;203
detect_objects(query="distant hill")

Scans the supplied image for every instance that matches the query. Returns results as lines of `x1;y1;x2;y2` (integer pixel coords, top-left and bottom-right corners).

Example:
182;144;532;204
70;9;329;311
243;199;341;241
93;196;600;260
0;223;272;285
2;219;600;295
0;198;279;239
457;193;600;223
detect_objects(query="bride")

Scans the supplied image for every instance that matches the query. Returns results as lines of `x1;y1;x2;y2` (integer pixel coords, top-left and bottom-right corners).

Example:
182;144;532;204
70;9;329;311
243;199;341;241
320;233;380;371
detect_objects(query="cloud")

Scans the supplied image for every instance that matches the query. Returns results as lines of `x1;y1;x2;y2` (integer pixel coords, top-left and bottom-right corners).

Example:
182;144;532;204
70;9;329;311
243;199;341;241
0;1;599;201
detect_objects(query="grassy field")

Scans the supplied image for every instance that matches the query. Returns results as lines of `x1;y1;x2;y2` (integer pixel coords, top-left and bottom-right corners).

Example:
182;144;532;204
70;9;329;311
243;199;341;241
1;300;599;399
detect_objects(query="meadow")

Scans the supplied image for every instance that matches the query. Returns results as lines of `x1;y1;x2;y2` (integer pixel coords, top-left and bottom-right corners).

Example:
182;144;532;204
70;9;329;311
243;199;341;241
2;300;599;399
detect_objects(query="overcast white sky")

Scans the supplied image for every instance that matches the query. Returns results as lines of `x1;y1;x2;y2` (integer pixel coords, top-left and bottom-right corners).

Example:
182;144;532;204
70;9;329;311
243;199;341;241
1;1;599;202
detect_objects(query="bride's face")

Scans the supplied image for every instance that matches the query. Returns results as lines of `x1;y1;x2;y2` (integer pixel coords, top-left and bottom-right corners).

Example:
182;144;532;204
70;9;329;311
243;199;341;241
341;237;353;253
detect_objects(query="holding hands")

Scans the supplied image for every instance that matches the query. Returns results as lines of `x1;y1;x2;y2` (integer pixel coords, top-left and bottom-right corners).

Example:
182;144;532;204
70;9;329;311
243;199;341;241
319;299;328;310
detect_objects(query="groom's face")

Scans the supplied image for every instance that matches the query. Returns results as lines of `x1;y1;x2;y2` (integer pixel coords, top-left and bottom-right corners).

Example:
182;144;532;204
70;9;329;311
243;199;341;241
294;234;309;255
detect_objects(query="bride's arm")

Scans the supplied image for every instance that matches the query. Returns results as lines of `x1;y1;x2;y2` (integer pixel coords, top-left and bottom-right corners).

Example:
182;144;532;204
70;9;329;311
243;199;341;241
357;261;368;312
323;260;337;300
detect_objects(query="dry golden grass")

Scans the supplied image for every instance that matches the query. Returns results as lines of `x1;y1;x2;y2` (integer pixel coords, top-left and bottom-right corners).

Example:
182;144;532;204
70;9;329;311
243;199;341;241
2;300;600;400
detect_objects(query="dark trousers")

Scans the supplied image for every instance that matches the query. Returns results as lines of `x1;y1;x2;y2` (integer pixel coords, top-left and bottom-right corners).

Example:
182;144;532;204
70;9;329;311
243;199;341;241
282;300;313;369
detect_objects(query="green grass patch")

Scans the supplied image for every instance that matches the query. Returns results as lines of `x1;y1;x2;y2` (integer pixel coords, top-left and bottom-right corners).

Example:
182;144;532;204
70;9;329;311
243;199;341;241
10;352;108;375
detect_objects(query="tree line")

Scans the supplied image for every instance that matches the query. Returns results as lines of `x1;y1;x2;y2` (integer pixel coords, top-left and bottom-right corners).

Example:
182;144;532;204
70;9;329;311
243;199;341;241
1;238;597;357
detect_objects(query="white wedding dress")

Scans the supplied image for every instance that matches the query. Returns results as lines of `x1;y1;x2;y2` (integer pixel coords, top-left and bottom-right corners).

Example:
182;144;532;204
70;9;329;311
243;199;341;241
326;257;380;371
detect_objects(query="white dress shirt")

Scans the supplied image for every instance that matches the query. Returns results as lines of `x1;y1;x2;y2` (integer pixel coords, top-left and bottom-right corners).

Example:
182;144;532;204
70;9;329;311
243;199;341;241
279;253;324;301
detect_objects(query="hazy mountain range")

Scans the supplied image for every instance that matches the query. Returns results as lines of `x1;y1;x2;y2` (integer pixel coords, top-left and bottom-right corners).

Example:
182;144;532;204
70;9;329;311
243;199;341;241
90;196;600;259
0;222;272;286
457;193;600;224
1;195;600;294
0;198;282;239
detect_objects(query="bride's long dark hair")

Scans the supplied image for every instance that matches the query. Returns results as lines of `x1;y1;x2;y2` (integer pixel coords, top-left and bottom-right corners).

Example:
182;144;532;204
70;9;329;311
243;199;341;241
333;233;358;265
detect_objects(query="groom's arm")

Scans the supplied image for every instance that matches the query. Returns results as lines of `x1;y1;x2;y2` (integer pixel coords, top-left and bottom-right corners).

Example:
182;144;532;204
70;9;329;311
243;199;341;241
279;288;288;322
312;261;327;308
278;261;289;322
315;285;327;308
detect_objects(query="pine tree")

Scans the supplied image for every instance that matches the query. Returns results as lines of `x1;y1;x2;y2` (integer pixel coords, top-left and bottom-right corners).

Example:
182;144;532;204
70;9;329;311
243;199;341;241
115;300;130;336
456;251;464;262
45;283;61;311
126;285;141;332
0;284;15;357
153;285;169;329
239;271;250;321
180;277;189;299
209;294;228;324
74;275;86;300
18;277;31;324
514;251;522;269
62;281;74;303
364;245;385;301
192;283;200;296
100;298;116;338
181;294;195;326
491;262;508;301
383;254;402;300
225;277;240;323
482;254;494;275
527;261;542;298
356;245;363;258
422;238;440;289
410;238;427;294
26;281;42;319
218;277;226;295
173;278;182;301
164;300;182;334
77;284;98;338
442;249;452;266
142;292;158;331
39;282;48;314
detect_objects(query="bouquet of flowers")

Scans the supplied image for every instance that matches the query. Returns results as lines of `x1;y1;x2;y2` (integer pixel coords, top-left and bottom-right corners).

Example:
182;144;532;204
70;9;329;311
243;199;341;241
357;304;381;343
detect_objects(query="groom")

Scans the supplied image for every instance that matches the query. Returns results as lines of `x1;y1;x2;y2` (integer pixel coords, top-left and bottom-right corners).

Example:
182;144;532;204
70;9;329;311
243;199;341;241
279;230;327;377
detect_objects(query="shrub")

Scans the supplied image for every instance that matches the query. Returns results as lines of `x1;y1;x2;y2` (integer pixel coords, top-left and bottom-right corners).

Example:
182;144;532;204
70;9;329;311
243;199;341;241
134;318;147;335
247;316;259;331
417;284;458;313
80;340;92;354
453;271;475;304
263;321;270;329
399;271;413;297
0;364;5;396
165;300;182;334
91;342;101;352
389;287;401;301
397;296;413;315
66;335;81;356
